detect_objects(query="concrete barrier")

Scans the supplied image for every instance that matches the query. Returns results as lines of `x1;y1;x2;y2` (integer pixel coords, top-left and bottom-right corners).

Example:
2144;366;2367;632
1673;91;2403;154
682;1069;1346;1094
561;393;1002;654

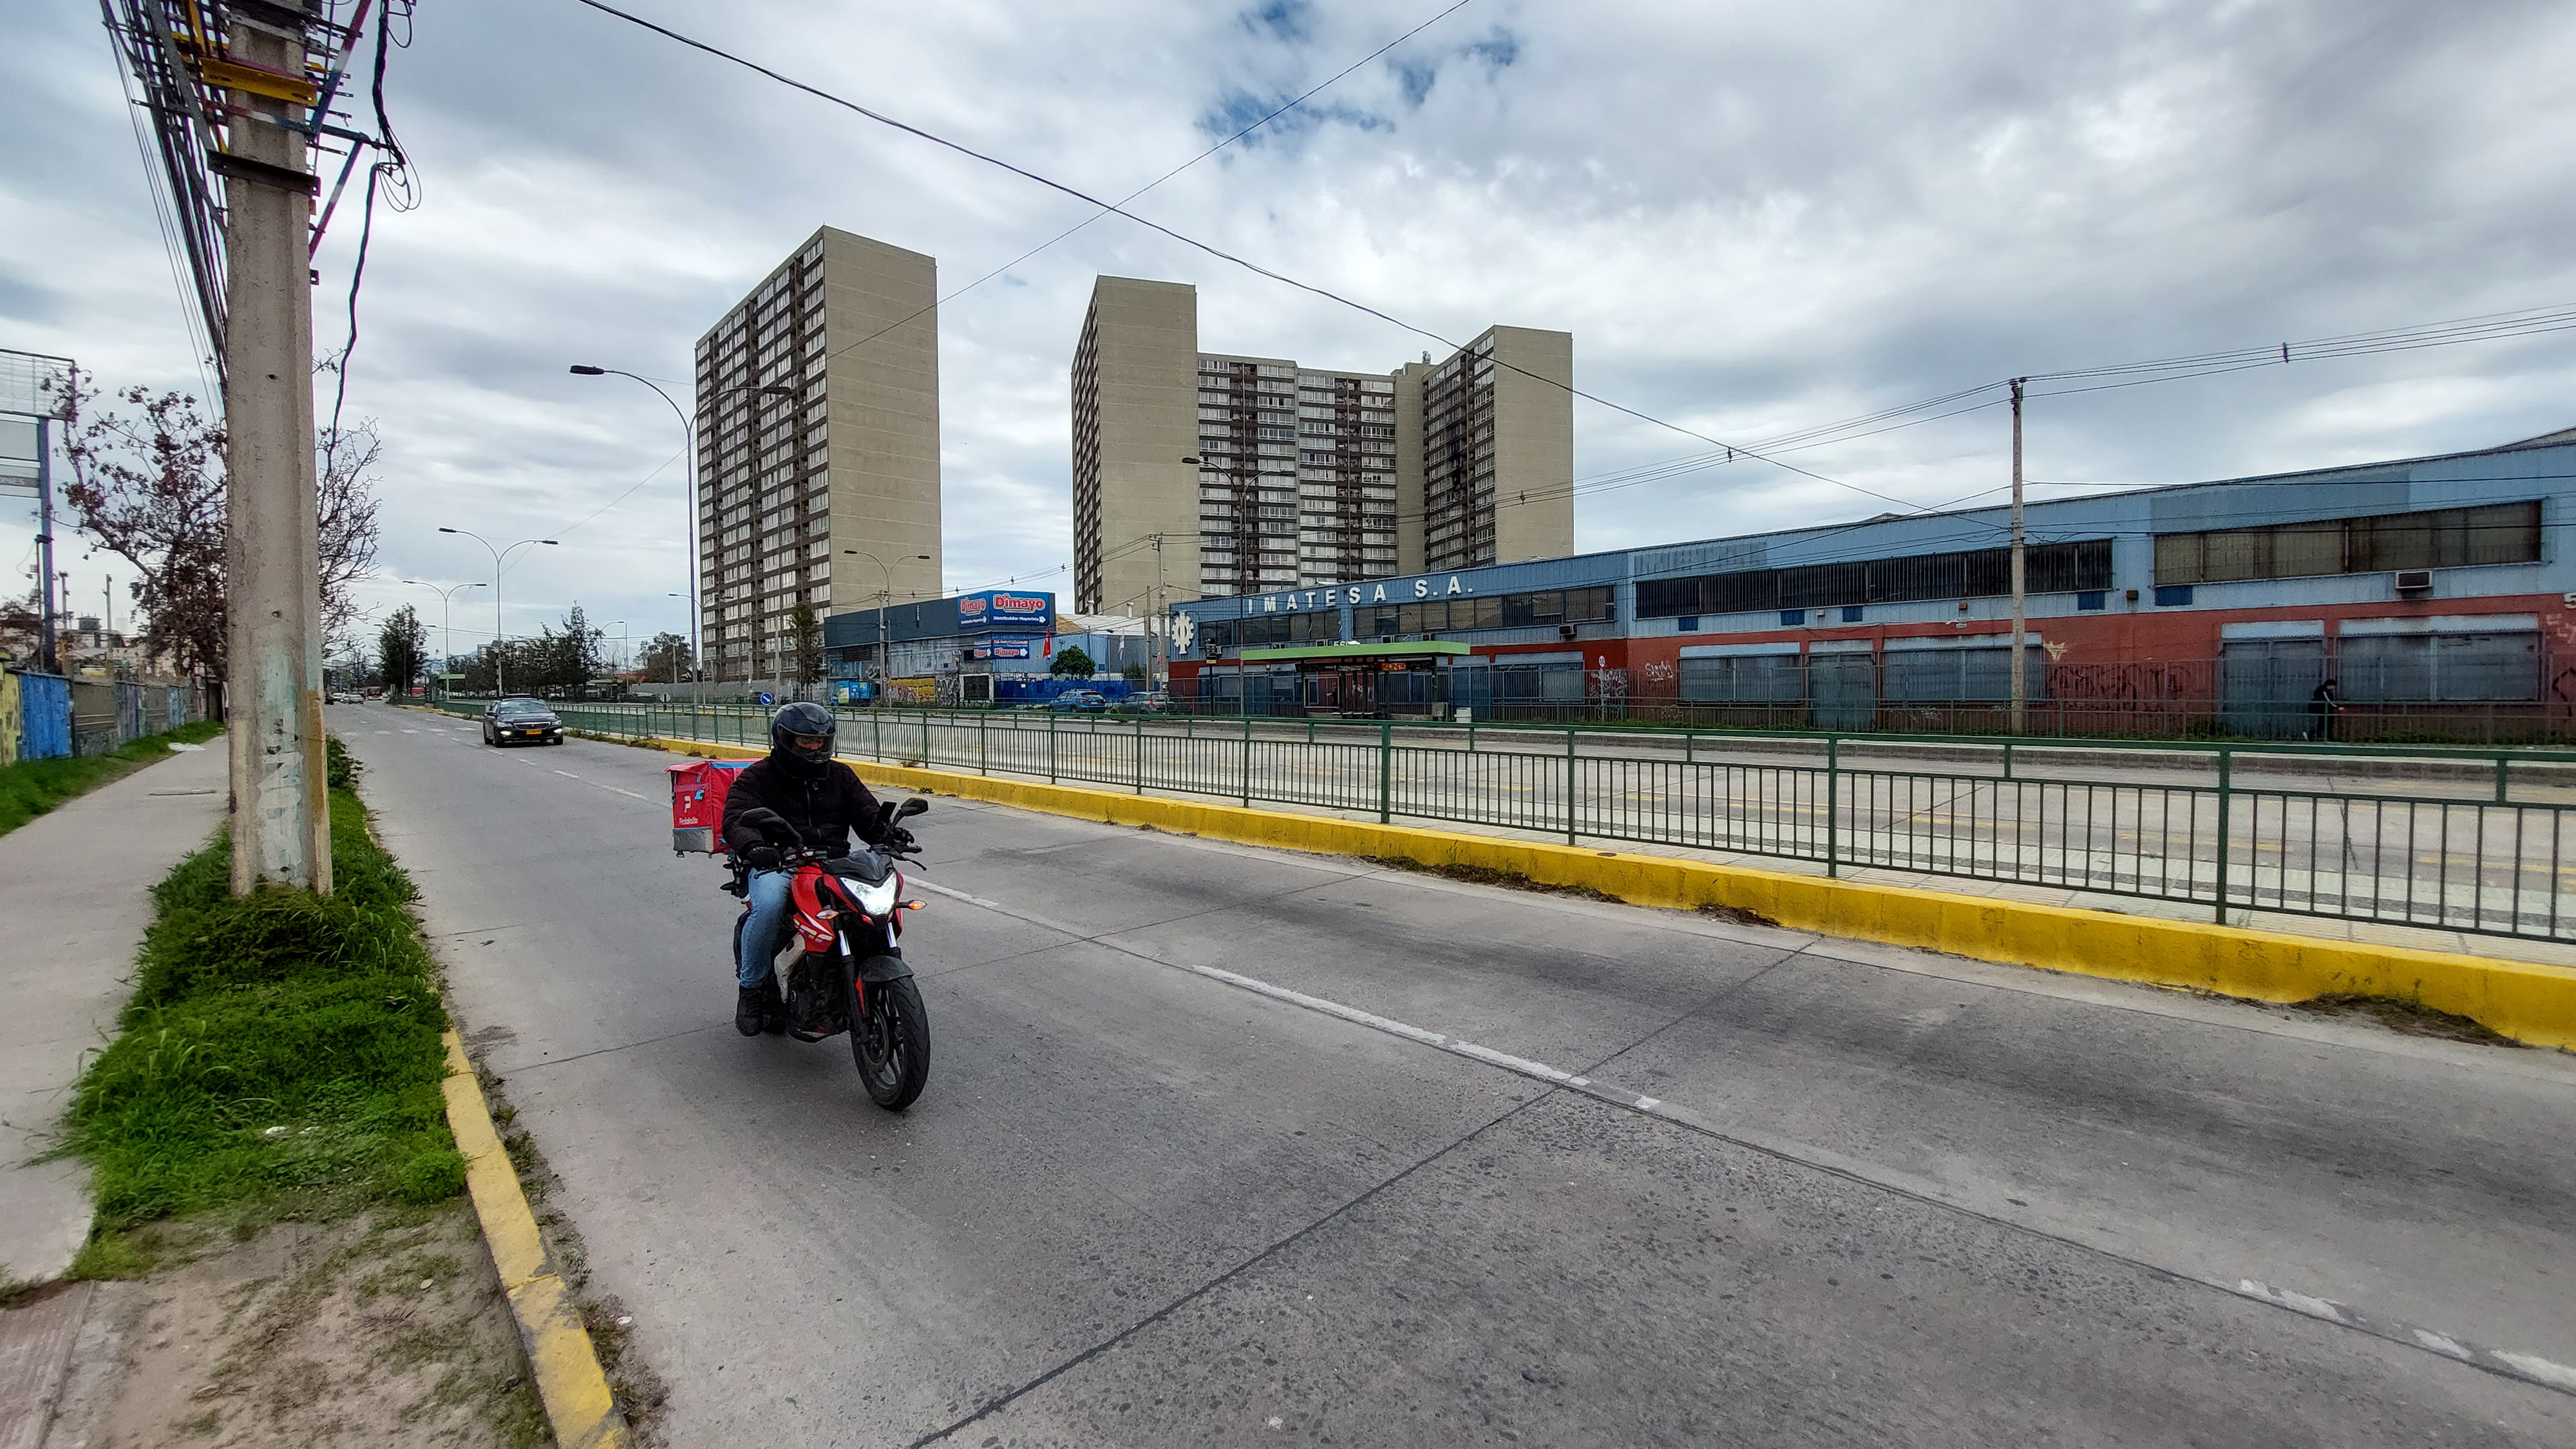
627;735;2576;1050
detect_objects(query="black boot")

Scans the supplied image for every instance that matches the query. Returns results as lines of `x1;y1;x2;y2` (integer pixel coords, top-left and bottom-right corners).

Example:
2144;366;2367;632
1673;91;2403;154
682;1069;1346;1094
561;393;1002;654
761;977;788;1035
735;979;774;1036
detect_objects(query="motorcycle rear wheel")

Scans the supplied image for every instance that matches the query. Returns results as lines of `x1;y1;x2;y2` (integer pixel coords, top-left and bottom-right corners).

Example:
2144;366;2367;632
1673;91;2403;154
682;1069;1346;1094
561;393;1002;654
849;967;929;1111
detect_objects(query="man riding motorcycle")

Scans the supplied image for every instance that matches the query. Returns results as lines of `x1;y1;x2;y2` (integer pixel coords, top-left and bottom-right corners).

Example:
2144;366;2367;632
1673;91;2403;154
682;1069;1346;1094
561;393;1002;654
721;701;907;1035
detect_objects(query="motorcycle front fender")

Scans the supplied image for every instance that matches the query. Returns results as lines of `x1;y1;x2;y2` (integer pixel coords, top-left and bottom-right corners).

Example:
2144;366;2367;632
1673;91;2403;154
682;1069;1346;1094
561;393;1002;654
855;950;912;985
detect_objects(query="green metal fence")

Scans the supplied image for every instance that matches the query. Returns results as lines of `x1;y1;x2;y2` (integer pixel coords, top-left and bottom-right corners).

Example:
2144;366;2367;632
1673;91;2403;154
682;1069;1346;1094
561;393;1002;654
437;701;2576;944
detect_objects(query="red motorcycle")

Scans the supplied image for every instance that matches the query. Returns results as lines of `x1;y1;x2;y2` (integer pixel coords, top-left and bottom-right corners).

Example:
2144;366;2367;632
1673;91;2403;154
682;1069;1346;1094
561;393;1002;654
726;799;933;1111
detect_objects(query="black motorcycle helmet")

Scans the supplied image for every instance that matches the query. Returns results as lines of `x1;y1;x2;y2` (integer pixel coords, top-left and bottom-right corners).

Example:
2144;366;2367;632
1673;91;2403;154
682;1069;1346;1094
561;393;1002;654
769;701;838;773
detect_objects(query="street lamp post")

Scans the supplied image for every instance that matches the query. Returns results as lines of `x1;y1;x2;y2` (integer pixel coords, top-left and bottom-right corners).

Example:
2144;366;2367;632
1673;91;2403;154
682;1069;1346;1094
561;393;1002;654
665;592;690;687
398;578;486;699
437;528;558;695
570;366;793;692
842;551;931;705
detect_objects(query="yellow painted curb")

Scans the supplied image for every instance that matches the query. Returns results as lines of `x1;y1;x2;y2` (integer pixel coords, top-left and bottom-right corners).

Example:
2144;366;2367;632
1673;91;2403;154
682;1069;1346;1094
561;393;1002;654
596;728;2576;1050
857;761;2576;1051
440;1032;631;1449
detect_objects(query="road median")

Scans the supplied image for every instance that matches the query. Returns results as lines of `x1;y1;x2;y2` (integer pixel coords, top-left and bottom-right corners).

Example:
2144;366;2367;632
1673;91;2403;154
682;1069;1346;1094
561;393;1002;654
605;732;2576;1048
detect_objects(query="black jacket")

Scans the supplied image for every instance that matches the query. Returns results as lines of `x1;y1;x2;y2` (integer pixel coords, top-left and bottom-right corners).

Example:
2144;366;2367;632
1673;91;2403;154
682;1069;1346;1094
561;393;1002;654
721;752;883;860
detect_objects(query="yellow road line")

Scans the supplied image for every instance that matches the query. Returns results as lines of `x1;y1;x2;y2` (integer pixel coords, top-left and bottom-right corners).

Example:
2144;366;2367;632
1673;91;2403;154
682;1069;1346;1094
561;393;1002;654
440;1032;630;1449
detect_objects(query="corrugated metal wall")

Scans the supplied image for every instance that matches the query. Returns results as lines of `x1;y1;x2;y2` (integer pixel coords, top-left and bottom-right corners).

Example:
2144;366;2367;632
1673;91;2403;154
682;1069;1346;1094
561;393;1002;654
12;672;71;760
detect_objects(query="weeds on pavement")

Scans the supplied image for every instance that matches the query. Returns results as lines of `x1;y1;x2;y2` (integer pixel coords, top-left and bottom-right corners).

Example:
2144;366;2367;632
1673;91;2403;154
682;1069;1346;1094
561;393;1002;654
0;718;225;837
1358;853;1626;903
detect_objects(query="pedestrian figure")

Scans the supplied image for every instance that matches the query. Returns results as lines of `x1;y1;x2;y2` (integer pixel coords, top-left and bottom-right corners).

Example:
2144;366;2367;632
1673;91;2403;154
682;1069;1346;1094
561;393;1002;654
2308;678;2340;741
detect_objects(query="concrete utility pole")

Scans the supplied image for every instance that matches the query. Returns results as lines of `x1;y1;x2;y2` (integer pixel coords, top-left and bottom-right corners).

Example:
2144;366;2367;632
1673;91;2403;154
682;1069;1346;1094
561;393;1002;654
217;3;330;895
2007;377;2028;738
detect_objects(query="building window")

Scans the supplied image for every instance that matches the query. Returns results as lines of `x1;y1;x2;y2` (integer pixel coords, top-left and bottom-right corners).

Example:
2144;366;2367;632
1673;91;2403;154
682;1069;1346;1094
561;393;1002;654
2076;591;2107;611
2153;500;2541;585
2338;630;2539;702
1884;645;2043;703
1841;605;1864;623
1779;609;1804;627
2154;584;2193;607
1636;539;2114;619
1678;654;1802;703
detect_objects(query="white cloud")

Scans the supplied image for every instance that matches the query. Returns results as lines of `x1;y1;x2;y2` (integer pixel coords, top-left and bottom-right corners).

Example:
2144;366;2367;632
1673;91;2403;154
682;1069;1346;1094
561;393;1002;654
8;0;2576;653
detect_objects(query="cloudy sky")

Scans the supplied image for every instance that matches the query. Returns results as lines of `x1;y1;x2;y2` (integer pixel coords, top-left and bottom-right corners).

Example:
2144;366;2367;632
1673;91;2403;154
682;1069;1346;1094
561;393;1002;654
8;0;2576;662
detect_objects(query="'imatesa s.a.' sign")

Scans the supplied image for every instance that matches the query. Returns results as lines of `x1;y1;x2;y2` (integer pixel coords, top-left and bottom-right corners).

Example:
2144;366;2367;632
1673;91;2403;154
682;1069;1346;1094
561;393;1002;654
1242;574;1479;614
956;589;1052;632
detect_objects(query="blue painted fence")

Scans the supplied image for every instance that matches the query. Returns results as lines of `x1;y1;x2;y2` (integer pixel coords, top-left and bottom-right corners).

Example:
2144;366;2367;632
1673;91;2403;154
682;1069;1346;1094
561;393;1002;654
1;672;204;763
12;672;71;761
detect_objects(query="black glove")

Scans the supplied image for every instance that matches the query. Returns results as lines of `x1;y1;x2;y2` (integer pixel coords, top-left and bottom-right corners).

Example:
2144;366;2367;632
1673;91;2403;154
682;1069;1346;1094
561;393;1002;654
882;826;916;853
741;844;781;870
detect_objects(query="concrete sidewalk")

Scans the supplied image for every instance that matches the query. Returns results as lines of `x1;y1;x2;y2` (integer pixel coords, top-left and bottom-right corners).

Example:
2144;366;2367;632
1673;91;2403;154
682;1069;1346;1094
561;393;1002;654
0;741;227;1285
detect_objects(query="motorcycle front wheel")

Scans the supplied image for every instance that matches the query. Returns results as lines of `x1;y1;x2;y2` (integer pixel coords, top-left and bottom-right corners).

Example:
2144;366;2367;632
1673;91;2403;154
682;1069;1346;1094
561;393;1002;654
849;965;929;1111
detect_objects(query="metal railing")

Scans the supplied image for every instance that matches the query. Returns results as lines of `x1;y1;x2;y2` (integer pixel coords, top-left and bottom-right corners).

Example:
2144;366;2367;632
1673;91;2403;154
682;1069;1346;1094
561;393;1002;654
439;701;2576;944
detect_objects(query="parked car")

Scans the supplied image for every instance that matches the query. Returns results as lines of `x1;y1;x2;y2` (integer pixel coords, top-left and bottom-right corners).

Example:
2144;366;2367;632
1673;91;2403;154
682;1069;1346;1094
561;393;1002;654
482;696;564;746
1131;690;1173;712
1050;689;1109;713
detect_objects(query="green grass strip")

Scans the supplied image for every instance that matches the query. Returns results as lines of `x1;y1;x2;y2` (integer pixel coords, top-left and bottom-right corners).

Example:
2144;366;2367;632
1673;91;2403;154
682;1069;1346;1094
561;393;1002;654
61;742;463;1274
0;718;227;837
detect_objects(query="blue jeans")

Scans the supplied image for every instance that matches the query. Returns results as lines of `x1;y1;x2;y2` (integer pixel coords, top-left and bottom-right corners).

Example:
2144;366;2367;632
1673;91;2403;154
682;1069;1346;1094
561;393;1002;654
737;869;795;987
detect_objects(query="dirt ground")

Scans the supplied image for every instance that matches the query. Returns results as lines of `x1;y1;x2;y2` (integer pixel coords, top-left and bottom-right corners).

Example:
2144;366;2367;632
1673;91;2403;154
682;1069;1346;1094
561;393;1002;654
42;1200;549;1448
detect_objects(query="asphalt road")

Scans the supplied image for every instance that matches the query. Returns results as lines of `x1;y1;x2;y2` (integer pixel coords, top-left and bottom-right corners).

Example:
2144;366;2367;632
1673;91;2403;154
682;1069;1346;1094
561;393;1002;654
337;702;2576;1447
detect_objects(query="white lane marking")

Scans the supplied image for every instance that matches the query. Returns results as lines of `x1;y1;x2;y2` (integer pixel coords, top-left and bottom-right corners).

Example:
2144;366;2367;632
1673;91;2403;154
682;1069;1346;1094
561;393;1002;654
375;730;393;734
2414;1329;2472;1360
548;767;656;804
2236;1279;2349;1325
910;873;2567;1398
2497;1352;2576;1393
402;728;419;734
2239;1280;2573;1396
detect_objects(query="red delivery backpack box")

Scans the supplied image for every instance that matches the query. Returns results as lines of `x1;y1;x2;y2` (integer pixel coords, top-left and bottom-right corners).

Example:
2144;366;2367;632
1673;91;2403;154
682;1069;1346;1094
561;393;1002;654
668;759;751;855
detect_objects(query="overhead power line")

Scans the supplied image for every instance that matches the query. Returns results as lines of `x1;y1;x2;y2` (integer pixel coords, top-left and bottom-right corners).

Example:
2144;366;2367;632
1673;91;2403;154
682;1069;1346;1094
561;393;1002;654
568;1;2576;592
563;0;1923;514
792;0;1486;388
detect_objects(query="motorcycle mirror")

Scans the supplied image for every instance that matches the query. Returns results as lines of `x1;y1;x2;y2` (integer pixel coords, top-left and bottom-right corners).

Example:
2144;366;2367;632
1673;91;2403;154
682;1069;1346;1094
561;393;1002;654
897;797;929;819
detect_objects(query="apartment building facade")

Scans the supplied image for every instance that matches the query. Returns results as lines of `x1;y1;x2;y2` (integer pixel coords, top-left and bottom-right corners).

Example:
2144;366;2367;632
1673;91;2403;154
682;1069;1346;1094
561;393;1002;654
1072;276;1569;613
694;227;942;682
1414;325;1576;572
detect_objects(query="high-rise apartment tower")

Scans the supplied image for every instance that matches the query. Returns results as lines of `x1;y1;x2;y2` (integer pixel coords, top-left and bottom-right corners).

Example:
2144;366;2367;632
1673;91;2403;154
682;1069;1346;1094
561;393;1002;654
1409;326;1575;573
1072;276;1571;612
694;227;942;681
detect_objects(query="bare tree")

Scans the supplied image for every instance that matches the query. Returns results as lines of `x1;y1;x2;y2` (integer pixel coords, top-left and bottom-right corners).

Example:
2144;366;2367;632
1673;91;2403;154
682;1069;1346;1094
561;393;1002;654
50;368;383;678
53;372;227;677
317;423;383;639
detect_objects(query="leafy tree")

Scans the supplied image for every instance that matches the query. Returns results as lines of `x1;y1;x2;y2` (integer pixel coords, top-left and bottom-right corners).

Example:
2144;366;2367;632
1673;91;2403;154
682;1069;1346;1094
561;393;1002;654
1049;644;1096;678
789;601;824;687
378;605;427;696
457;606;602;696
531;604;605;696
1121;661;1148;685
639;630;693;683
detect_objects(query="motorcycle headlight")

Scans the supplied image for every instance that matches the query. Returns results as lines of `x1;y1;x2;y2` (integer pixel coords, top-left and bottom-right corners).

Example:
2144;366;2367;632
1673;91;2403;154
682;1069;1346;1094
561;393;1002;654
853;874;897;917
